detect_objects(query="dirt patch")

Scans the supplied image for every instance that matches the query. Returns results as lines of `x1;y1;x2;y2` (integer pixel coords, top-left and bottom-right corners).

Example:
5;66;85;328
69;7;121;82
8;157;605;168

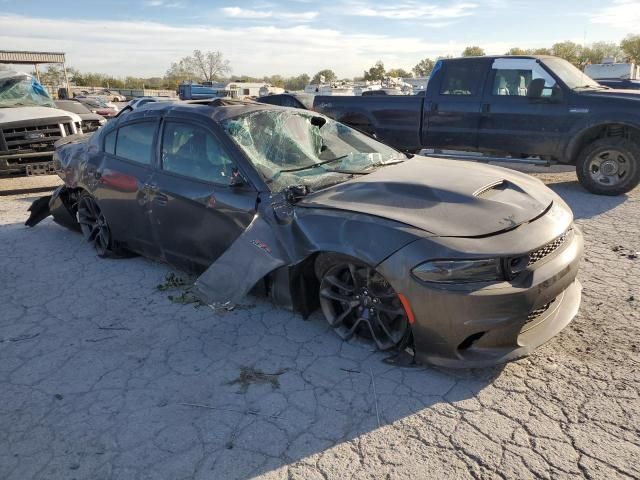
227;366;289;393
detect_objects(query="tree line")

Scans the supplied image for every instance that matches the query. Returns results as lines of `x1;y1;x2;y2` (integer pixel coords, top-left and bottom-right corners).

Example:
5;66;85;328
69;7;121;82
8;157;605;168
32;34;640;90
413;34;640;77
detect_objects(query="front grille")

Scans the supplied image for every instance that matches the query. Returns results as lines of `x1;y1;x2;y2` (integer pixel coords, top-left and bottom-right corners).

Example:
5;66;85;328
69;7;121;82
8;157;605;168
527;230;569;267
1;123;66;154
524;301;553;325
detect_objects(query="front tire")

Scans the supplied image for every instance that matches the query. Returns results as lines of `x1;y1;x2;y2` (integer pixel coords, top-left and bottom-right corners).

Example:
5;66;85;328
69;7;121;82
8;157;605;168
576;138;640;195
316;254;410;350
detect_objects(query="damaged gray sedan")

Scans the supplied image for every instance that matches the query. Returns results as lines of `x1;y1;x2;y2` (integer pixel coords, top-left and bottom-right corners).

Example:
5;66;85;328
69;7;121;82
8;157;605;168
27;100;583;367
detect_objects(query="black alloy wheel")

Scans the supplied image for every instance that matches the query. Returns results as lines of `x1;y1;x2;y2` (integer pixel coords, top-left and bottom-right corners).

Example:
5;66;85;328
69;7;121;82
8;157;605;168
318;256;410;350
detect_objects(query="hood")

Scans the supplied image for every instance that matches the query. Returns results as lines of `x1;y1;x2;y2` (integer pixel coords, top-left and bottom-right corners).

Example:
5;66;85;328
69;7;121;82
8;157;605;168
578;88;640;102
0;106;82;124
77;112;105;122
298;156;557;237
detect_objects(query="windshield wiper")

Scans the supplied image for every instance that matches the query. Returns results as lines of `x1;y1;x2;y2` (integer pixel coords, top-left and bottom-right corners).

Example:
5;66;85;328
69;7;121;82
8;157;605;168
323;168;370;175
365;159;406;170
278;155;348;173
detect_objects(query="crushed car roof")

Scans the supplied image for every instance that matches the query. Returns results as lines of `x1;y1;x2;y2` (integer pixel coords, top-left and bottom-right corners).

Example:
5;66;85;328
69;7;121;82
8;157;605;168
130;99;294;123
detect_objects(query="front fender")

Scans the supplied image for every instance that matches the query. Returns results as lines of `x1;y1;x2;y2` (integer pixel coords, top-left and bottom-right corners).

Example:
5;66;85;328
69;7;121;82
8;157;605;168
564;113;640;162
194;204;424;305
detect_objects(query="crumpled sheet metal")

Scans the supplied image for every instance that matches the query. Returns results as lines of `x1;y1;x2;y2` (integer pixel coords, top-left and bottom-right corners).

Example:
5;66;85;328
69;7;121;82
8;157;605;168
194;214;290;304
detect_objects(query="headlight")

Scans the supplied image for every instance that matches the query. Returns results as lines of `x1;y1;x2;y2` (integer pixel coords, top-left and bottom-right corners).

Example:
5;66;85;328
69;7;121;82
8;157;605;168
412;259;502;284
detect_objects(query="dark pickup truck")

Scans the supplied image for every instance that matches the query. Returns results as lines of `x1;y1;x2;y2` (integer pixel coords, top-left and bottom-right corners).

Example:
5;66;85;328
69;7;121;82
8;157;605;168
271;56;640;195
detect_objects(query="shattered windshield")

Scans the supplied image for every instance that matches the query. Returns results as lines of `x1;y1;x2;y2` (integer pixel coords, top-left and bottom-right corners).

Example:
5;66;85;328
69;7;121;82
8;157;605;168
222;109;405;191
0;70;56;108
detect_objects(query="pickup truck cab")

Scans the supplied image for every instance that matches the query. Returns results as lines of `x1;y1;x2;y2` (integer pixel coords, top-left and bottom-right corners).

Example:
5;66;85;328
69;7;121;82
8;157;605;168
310;55;640;196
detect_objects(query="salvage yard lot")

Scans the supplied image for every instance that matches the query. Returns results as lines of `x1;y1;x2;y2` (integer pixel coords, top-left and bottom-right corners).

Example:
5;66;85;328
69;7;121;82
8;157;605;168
0;169;638;479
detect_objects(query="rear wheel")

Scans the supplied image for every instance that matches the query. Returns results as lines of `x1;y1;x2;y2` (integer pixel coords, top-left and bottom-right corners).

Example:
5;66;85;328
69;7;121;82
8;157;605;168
316;254;410;350
77;193;117;257
576;138;640;195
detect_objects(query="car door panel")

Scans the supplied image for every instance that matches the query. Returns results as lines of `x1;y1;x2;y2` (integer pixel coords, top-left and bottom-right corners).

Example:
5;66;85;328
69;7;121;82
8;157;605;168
149;173;257;271
423;59;488;150
86;120;161;256
149;119;258;272
478;59;570;158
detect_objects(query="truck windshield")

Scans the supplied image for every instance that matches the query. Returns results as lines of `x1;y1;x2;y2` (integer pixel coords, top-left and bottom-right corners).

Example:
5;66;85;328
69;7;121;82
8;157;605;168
541;58;601;90
0;70;55;108
223;109;406;192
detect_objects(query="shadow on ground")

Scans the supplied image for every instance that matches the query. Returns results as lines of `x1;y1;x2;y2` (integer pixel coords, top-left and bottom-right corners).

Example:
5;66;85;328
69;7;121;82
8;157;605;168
545;180;628;219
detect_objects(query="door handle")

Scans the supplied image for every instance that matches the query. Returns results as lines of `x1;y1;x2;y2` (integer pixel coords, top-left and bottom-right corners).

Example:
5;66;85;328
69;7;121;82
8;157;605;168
430;103;439;112
481;103;491;114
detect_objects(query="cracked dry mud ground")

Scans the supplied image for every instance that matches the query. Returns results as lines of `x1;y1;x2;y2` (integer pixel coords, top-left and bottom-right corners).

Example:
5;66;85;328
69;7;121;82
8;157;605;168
0;171;638;480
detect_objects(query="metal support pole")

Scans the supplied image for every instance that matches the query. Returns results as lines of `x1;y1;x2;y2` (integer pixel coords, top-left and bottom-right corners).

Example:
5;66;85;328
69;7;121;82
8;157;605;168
62;62;71;98
34;64;40;82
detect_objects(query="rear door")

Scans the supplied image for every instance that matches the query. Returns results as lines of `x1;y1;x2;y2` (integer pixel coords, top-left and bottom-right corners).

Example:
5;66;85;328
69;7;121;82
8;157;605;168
149;118;258;272
422;58;488;150
88;118;161;256
477;58;569;158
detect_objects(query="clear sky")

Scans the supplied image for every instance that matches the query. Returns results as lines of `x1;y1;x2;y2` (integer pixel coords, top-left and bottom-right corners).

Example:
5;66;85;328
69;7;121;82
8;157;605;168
0;0;638;78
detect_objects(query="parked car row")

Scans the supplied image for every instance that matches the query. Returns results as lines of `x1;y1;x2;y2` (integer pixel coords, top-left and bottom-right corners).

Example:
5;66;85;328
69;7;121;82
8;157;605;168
54;100;106;132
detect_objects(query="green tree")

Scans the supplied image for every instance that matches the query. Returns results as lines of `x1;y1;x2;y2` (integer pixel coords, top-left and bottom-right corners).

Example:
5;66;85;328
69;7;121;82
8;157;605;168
551;41;582;66
386;68;411;78
165;50;231;87
33;65;79;86
165;58;200;86
581;42;622;65
461;46;485;57
506;47;528;56
620;34;640;63
363;61;386;81
530;47;552;55
311;69;337;84
264;74;285;88
506;47;552;56
283;73;310;91
412;58;435;77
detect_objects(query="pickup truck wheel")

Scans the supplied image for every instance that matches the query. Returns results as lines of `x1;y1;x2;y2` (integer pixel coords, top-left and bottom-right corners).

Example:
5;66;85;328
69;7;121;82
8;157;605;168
576;138;640;196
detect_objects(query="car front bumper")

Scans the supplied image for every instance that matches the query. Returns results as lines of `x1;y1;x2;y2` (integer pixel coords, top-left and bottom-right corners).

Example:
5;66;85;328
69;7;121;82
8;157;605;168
0;152;56;174
377;213;583;368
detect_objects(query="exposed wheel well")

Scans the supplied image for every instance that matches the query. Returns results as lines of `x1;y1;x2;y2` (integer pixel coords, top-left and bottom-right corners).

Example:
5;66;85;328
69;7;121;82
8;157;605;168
570;123;640;164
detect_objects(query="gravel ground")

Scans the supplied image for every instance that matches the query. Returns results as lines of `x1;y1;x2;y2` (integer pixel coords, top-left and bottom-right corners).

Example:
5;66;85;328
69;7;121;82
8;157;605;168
0;169;638;479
